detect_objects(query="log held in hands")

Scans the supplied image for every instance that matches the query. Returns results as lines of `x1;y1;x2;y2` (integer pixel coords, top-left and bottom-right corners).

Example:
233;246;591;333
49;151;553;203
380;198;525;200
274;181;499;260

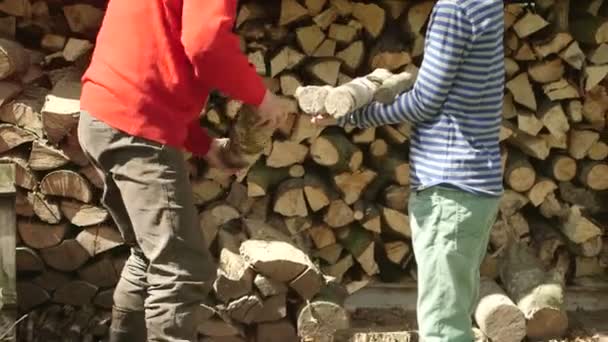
294;67;418;118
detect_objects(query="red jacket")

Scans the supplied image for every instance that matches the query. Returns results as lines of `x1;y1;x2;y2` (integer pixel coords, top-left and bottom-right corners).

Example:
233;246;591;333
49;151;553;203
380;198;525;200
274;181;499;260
80;0;267;156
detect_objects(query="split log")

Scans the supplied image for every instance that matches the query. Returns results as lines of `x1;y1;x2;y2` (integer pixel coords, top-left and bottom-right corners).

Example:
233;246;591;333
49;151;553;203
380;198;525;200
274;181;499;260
266;140;308;168
499;242;568;340
296;24;325;56
76;225;124;257
199;202;241;248
41;75;81;144
310;130;363;172
336;40;364;73
0;95;44;136
60;200;108;227
53;280;98;306
297;282;350;342
328;24;358;44
383;240;410;265
506;73;536;111
314;243;343;265
323;199;355;228
303;173;333;212
333;168;376;205
0;150;36;189
273;178;308;217
0;38;29;79
40;170;93;203
559;205;602;251
0;123;36;153
335;225;378;276
305;58;341;86
513;12;549;38
527;177;558;207
17;281;50;312
351;3;385;38
239;239;324;300
28;140;69;171
214;248;254;303
15;189;34;217
28;192;61;224
32;268;71;292
353;200;381;233
404;1;434;34
314;8;338;30
308;223;336;250
40;239;90;272
78;256;121;288
16;246;44;273
246;161;290;197
18;220;68;249
279;0;309;26
381;206;410;238
473;277;526;342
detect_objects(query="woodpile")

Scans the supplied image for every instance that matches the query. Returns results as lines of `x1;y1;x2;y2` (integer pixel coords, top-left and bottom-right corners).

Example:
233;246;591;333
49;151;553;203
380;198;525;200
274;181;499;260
0;0;606;341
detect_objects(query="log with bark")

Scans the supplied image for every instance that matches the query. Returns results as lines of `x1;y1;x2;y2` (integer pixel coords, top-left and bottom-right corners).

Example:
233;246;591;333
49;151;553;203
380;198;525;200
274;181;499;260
1;1;608;341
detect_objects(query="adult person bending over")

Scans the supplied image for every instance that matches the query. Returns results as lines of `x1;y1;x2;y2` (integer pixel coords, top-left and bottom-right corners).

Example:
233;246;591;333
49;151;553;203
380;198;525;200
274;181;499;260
313;1;505;341
77;1;292;341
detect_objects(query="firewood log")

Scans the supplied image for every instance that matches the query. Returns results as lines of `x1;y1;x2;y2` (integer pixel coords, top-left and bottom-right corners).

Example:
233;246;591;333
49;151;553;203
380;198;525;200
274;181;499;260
473;277;526;342
498;241;569;340
18;220;68;249
310;130;364;173
0;123;36;153
335;225;378;276
17;281;50;312
40;169;93;203
53;280;98;306
78;256;121;288
40;239;90;272
0;150;37;189
27;191;61;224
0;37;29;79
239;239;323;299
214;247;255;303
296;282;350;342
41;74;81;144
75;225;123;257
16;246;44;273
28;140;70;170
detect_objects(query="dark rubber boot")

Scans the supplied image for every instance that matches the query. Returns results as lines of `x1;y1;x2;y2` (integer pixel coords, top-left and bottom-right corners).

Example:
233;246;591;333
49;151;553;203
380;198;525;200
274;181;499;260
108;307;147;342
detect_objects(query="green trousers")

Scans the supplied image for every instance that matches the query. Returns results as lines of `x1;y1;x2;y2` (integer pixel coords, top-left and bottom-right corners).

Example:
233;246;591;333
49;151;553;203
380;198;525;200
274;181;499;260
409;186;500;342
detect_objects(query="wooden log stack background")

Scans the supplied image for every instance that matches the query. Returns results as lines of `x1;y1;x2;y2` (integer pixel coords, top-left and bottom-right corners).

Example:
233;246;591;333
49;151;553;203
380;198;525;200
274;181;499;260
0;0;606;341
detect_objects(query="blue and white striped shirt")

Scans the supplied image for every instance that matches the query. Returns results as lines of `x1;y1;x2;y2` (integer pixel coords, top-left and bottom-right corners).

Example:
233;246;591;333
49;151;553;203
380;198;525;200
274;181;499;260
339;0;504;197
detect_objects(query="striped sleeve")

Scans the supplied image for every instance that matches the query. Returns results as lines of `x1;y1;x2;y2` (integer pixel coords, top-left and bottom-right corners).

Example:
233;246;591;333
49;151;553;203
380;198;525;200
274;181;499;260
338;2;474;128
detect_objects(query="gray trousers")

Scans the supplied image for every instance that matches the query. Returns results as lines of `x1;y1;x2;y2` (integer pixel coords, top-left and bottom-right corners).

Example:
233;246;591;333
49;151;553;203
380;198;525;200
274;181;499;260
77;111;215;341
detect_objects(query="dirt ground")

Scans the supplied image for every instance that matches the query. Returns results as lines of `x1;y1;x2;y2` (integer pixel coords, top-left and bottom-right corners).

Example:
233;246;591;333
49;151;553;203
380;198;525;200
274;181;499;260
336;309;608;342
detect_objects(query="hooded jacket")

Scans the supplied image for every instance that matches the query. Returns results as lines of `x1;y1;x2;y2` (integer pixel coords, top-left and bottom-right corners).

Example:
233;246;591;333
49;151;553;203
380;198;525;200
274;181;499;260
80;0;266;156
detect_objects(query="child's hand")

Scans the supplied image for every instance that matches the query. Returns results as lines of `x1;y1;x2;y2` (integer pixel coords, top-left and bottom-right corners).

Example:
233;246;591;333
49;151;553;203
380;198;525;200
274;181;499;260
310;113;337;126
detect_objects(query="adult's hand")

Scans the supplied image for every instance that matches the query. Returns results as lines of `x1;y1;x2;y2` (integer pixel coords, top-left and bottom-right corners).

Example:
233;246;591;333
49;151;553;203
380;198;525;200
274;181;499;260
256;90;293;129
203;138;247;174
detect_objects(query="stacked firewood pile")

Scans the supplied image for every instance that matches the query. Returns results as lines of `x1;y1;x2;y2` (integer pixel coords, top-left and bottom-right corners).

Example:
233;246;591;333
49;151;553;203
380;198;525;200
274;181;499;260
0;0;606;341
